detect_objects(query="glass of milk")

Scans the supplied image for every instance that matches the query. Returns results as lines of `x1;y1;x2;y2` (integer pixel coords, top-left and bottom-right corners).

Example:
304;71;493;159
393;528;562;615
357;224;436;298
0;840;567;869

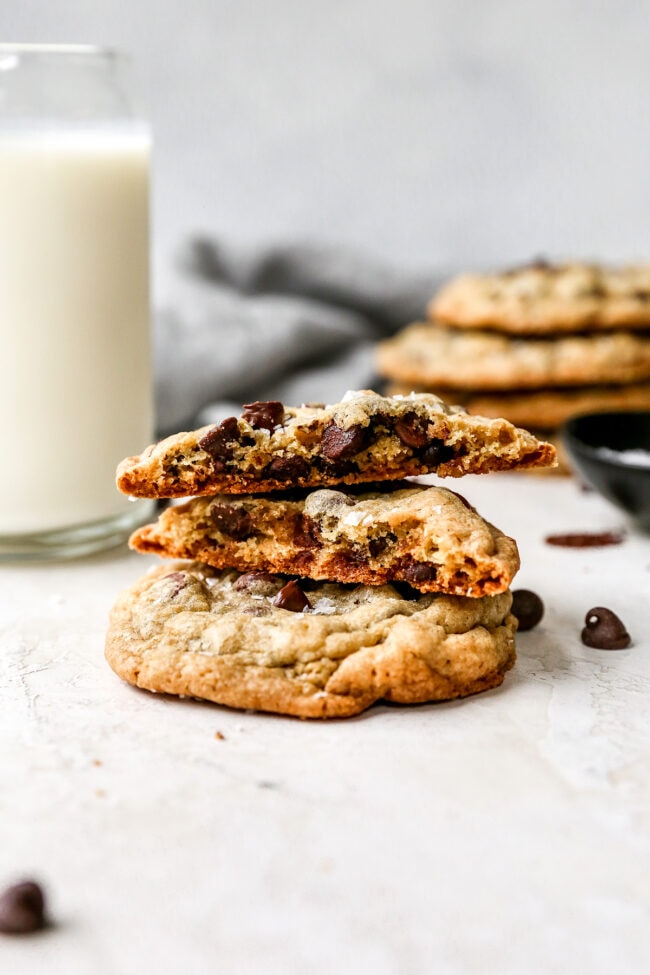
0;45;155;559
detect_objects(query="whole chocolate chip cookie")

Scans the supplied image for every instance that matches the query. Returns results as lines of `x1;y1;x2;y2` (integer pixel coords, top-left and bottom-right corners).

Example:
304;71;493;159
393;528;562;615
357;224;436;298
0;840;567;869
116;390;556;498
105;564;517;718
384;381;650;432
129;483;520;598
376;323;650;391
430;261;650;335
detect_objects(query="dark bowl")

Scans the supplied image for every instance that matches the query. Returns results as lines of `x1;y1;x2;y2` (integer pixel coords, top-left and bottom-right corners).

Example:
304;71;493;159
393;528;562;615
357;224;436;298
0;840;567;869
562;411;650;530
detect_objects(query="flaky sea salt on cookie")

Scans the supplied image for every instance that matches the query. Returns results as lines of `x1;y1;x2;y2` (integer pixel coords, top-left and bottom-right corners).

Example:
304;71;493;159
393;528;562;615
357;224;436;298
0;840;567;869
105;563;517;718
116;390;556;499
430;260;650;334
129;483;519;598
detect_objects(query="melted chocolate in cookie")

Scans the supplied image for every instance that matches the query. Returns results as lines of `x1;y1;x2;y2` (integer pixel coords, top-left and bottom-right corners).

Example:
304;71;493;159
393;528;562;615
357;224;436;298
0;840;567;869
241;400;285;432
321;423;366;460
210;502;253;540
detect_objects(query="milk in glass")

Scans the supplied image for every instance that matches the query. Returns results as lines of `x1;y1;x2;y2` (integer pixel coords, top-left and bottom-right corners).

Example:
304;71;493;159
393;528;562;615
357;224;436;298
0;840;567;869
0;128;153;532
0;47;154;558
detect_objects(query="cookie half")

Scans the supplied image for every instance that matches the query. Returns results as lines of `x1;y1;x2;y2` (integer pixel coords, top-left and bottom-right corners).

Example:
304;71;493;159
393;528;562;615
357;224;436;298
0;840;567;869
129;484;520;598
430;261;650;334
384;381;650;431
105;564;517;718
376;323;650;390
116;390;556;498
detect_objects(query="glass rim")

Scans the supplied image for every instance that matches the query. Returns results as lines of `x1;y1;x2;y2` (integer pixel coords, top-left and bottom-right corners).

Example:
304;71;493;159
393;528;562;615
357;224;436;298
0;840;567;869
0;44;128;62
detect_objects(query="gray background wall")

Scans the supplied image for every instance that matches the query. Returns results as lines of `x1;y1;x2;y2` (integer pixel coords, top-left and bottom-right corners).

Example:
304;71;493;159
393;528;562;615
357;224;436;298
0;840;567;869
3;1;650;299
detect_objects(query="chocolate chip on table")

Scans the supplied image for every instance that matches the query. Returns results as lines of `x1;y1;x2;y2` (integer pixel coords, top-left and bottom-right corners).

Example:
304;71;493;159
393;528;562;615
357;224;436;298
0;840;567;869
272;580;312;612
393;412;428;449
266;455;310;481
198;417;243;463
545;531;625;548
321;422;366;460
511;589;544;631
581;607;631;650
210;502;253;540
241;400;284;432
0;880;46;935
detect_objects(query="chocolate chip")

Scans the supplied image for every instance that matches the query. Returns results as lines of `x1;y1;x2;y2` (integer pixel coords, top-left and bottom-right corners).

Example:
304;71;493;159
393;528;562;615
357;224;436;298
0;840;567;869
419;439;455;467
633;289;650;301
210;502;253;540
545;531;625;548
340;545;366;565
529;257;552;270
198;417;243;463
393;412;428;449
164;571;188;598
371;410;393;429
581;607;631;650
368;534;394;558
401;562;438;584
504;257;552;276
233;572;281;595
511;589;544;631
272;580;312;612
266;455;310;482
321;422;366;460
293;514;318;549
241;400;284;432
315;457;357;476
0;881;46;934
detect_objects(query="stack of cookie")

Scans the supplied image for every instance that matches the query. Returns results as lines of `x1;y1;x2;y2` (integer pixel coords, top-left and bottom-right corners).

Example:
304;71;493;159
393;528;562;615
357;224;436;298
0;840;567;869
106;390;555;718
376;262;650;470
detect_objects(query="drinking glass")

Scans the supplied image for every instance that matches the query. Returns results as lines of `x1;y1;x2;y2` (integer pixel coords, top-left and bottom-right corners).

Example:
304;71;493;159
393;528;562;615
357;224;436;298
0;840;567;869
0;45;155;559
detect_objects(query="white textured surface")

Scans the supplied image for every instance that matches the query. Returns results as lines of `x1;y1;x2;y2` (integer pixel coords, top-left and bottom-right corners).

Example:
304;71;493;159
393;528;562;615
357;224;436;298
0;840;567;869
1;474;649;974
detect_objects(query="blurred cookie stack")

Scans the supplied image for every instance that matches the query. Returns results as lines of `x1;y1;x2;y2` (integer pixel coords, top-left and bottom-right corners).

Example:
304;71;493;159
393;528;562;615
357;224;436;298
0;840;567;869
376;261;650;472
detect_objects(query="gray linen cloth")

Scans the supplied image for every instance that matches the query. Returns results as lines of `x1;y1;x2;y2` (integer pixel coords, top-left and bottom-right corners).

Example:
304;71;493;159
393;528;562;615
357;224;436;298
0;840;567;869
154;237;445;436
